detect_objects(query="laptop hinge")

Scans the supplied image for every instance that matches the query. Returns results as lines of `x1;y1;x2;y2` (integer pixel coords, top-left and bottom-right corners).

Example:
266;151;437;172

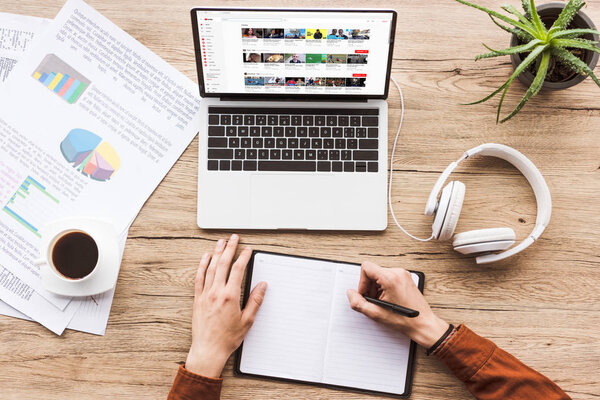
219;96;368;103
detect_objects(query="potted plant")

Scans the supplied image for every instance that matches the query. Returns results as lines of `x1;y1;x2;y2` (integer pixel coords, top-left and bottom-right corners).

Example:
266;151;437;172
457;0;600;123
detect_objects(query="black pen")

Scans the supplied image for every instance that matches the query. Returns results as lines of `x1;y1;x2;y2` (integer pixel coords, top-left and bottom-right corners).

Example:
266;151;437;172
364;296;419;318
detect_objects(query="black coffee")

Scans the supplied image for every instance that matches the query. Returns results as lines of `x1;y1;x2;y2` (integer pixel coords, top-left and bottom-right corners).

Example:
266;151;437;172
51;231;98;279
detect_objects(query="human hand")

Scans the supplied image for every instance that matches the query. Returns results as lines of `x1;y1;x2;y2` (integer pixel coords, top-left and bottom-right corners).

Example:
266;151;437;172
185;234;267;378
346;262;448;349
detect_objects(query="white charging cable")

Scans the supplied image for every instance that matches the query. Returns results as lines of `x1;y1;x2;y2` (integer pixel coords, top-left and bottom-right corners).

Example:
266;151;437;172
388;76;434;242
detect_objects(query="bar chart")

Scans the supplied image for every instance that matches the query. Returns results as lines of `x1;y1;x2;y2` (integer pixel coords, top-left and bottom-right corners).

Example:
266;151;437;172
31;53;90;104
2;176;60;238
60;128;120;181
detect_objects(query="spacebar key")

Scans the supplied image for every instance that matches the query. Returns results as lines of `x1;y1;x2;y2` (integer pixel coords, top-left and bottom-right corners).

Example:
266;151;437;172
258;161;316;171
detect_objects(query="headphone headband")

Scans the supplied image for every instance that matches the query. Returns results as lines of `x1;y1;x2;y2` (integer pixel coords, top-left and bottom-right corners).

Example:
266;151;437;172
425;143;552;263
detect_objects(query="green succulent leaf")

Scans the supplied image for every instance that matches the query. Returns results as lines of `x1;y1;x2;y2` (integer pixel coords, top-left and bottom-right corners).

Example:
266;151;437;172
521;0;532;17
549;28;600;40
528;0;547;36
553;38;600;53
476;39;543;60
455;0;539;37
500;50;551;123
502;4;534;26
551;47;600;87
489;15;534;41
549;0;585;33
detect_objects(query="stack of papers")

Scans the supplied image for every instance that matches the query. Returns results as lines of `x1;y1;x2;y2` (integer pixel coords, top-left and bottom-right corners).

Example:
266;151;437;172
0;0;202;335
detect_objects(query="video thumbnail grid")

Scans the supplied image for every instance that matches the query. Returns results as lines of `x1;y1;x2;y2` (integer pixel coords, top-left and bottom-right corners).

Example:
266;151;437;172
242;28;370;40
244;76;367;87
243;53;368;64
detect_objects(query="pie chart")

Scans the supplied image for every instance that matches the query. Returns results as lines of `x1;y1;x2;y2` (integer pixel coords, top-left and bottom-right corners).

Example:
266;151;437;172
60;129;120;181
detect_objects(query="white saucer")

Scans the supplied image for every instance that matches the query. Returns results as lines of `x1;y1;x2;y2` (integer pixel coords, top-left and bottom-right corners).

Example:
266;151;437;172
39;218;120;297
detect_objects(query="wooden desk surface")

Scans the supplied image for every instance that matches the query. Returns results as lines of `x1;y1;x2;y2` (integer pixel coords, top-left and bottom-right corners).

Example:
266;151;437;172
1;1;599;399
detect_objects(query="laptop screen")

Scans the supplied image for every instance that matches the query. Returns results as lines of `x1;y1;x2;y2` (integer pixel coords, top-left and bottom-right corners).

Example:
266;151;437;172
192;9;396;98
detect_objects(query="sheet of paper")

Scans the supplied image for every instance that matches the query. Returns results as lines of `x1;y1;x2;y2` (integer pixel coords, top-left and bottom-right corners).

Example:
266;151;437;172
239;252;420;396
0;12;50;82
0;0;201;320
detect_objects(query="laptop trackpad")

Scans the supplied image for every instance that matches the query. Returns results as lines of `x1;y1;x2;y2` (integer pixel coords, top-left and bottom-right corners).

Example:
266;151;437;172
251;174;335;228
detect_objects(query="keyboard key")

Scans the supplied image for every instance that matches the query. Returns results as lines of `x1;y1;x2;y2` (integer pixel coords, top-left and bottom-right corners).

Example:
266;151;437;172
344;127;355;138
303;115;314;126
315;116;325;126
285;127;296;137
309;127;319;137
243;161;257;171
268;115;278;125
311;138;322;149
229;138;240;148
261;126;273;136
350;116;361;126
291;115;302;126
232;160;242;170
258;161;316;172
347;139;358;149
359;139;378;149
235;149;245;159
276;138;287;148
233;115;243;125
317;161;331;172
342;151;352;161
332;161;343;172
238;126;249;136
274;127;284;137
247;149;257;159
356;161;367;172
297;127;308;137
220;115;231;125
338;116;349;126
324;139;334;149
300;139;310;148
256;115;267;125
209;115;220;125
208;149;233;159
344;162;354;172
259;149;269;159
335;139;345;149
270;149;281;159
320;127;331;137
288;138;299;148
326;116;337;126
332;127;343;137
241;138;252;148
264;138;275;148
329;150;340;160
306;150;316;160
220;160;231;170
317;150;328;160
356;128;367;138
244;115;255;125
208;126;225;136
368;162;378;172
353;150;378;160
282;150;292;159
294;150;304;160
280;115;290;125
226;126;236;136
250;126;260;136
208;137;227;147
253;138;263;148
362;116;379;126
368;127;378;138
208;160;218;170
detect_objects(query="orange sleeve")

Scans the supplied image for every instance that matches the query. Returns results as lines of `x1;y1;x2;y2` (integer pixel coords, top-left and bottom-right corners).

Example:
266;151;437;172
167;365;222;400
435;325;571;400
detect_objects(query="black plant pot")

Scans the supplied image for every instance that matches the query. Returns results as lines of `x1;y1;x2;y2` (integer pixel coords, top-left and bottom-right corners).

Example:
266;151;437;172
510;2;599;89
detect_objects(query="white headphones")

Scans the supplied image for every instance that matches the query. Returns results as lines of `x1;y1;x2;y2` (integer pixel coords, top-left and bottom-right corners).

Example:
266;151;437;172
389;79;552;264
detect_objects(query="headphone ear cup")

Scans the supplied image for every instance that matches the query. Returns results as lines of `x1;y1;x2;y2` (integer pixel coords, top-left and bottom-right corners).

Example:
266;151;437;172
432;181;465;241
453;228;516;255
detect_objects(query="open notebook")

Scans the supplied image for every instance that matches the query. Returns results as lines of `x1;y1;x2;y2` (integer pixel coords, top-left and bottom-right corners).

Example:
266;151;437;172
235;251;424;397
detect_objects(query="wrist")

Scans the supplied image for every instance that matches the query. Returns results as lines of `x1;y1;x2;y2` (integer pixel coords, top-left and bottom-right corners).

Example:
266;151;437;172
185;346;229;378
410;315;450;348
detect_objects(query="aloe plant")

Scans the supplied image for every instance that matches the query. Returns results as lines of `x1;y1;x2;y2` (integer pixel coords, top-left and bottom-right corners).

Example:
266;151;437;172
457;0;600;123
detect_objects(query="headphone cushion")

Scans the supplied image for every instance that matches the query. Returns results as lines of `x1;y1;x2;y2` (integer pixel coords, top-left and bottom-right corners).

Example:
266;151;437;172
453;228;516;255
437;181;465;241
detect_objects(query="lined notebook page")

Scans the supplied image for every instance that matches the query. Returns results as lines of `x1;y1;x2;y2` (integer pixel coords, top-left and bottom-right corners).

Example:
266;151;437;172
239;252;419;396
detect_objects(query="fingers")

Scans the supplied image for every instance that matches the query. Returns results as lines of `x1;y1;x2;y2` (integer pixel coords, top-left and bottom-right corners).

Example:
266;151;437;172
358;262;378;298
203;239;226;290
361;261;394;289
227;247;253;291
213;234;240;286
242;281;267;326
346;289;388;322
194;253;211;294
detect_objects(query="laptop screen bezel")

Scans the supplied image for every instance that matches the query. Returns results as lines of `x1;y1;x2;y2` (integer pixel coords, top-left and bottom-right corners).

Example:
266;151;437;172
190;8;397;101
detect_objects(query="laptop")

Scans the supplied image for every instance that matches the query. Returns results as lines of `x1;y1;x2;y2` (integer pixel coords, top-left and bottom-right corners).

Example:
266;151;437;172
191;8;397;230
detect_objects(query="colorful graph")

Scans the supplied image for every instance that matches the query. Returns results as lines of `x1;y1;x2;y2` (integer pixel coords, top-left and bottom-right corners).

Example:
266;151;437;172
2;176;60;238
32;54;90;104
61;129;121;181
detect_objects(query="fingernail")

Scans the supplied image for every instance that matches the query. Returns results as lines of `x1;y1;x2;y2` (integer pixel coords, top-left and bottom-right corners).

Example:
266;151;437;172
231;233;239;241
258;281;267;290
202;253;209;260
216;239;225;250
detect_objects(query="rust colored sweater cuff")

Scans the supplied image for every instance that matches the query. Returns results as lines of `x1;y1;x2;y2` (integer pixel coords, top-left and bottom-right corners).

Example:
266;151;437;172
167;365;223;400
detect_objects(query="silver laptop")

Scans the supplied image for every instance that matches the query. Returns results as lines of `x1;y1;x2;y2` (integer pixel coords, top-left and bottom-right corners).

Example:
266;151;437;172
191;8;397;230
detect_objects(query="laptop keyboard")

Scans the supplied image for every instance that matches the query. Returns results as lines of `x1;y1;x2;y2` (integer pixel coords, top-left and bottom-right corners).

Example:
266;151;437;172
206;107;379;172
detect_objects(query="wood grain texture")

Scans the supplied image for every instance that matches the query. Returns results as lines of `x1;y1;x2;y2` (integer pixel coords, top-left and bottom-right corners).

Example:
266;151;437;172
1;0;599;399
